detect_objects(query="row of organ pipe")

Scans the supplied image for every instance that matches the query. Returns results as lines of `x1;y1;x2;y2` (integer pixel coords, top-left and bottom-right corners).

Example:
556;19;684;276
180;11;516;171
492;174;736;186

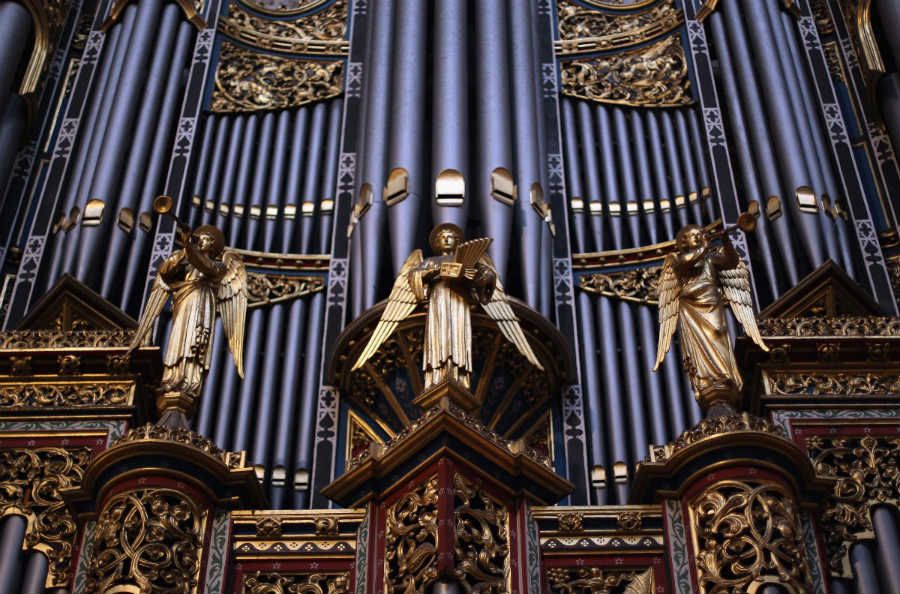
188;99;343;508
36;0;196;315
349;0;555;320
0;1;31;201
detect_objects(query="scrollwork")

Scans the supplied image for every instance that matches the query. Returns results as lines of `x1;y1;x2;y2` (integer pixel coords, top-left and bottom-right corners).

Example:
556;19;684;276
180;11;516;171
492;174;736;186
560;35;692;107
556;0;682;54
766;372;900;396
0;447;90;588
246;273;325;308
453;474;509;593
219;0;348;55
86;488;205;594
243;571;350;594
113;424;246;469
546;567;653;594
691;480;811;594
578;267;661;305
0;382;132;408
211;41;343;113
649;413;783;463
757;316;900;337
384;476;439;594
0;329;135;349
807;435;900;576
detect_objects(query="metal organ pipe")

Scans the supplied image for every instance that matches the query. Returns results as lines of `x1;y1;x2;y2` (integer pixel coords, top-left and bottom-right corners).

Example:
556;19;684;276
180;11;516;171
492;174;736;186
20;550;48;594
0;515;26;593
0;1;31;117
118;21;194;313
850;541;881;594
319;98;343;252
185;115;217;226
576;102;604;252
561;99;588;252
300;103;328;253
355;0;394;315
285;107;310;252
474;0;514;279
872;506;900;593
736;2;826;269
660;111;689;229
431;0;469;227
645;111;675;239
674;110;704;225
0;96;25;195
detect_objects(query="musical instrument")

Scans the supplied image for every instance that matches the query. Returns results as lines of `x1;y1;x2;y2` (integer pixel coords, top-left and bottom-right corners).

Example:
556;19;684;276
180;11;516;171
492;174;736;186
152;195;191;243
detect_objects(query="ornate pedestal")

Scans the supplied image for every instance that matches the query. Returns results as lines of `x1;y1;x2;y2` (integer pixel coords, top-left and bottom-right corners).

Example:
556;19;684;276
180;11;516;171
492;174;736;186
323;381;573;594
632;413;831;594
62;425;264;593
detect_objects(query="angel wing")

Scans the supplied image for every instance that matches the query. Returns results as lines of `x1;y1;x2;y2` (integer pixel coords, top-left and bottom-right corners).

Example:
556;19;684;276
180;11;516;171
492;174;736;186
128;266;173;352
653;254;680;371
718;259;769;352
352;250;423;371
623;568;654;594
479;256;543;371
217;251;249;377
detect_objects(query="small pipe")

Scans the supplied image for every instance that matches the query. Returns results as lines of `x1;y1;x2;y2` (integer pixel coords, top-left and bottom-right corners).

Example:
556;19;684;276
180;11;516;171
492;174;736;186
0;515;26;593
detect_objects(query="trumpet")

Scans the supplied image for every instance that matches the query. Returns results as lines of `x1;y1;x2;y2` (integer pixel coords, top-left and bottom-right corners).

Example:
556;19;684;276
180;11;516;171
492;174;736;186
152;195;192;244
706;200;760;241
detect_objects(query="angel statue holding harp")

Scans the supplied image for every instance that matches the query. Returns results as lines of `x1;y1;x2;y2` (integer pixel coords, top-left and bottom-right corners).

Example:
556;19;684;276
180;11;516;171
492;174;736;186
353;223;542;392
129;223;247;428
653;221;768;415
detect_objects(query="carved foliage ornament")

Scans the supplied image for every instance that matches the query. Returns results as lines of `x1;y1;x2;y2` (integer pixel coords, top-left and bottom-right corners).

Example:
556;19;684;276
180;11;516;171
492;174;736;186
243;571;350;594
546;567;654;594
219;0;348;55
757;316;900;337
692;480;811;594
453;474;509;593
578;266;660;305
0;447;90;587
246;273;325;308
766;372;900;396
211;41;343;113
807;435;900;576
0;329;135;348
556;0;682;55
649;413;783;463
560;35;692;107
384;476;439;594
87;489;205;594
0;382;132;408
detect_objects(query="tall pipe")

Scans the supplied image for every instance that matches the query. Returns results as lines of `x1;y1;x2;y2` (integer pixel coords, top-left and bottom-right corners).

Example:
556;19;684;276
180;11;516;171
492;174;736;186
21;550;48;594
850;541;880;594
474;0;514;279
872;506;900;593
0;1;31;117
0;95;26;195
561;99;588;251
0;515;26;593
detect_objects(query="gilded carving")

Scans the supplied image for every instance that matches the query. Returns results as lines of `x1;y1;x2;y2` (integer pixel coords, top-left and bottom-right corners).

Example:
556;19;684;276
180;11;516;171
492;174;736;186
384;476;439;594
557;511;583;533
0;329;135;349
219;0;348;55
0;447;90;588
649;413;783;463
807;435;900;576
211;41;343;113
240;0;327;15
114;424;246;470
578;266;660;305
758;316;900;337
18;0;70;95
555;0;682;55
546;567;653;594
691;480;811;594
766;372;900;396
315;516;339;536
453;474;509;593
0;381;132;408
243;571;350;594
246;272;325;308
560;35;692;107
256;516;282;538
617;510;642;531
86;488;205;593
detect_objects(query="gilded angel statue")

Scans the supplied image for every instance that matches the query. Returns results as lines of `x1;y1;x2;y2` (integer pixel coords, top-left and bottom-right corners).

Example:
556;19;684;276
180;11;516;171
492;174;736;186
353;224;542;391
653;223;768;412
130;224;247;427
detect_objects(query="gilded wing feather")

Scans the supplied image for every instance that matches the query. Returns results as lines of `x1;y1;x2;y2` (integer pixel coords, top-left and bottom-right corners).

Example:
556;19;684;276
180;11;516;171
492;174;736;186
479;256;543;371
623;569;654;594
653;255;680;371
128;268;172;352
352;250;423;371
718;259;769;352
217;250;249;377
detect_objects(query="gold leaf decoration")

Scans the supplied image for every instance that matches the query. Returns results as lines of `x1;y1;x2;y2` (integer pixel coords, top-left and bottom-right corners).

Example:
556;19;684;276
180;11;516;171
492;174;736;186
246;272;325;308
86;488;205;593
243;571;350;594
0;447;91;588
0;381;133;408
218;0;348;55
453;474;510;592
384;476;439;594
211;41;343;113
579;266;661;305
766;372;900;396
555;0;682;55
560;35;692;107
691;480;812;594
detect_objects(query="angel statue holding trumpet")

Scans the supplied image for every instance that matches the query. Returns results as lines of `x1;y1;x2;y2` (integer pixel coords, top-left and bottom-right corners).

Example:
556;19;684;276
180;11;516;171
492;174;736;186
653;210;769;415
353;223;542;392
130;197;247;428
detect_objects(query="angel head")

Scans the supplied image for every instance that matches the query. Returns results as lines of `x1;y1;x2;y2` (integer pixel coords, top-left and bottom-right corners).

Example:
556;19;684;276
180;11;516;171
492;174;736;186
429;223;464;255
675;224;707;253
191;225;225;256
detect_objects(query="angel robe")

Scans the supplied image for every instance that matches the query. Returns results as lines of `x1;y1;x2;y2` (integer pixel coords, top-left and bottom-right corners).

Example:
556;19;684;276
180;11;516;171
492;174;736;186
410;255;494;389
159;258;221;397
676;255;743;394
